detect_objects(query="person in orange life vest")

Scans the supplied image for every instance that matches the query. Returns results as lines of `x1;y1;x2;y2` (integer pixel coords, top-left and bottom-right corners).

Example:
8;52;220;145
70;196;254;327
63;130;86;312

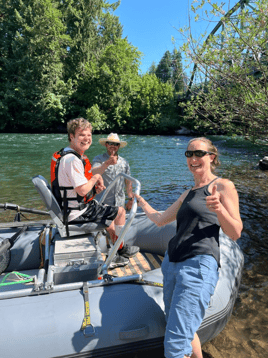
52;118;138;267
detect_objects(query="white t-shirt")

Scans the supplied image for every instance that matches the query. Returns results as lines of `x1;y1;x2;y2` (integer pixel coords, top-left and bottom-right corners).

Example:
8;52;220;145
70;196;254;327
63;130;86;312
58;147;88;221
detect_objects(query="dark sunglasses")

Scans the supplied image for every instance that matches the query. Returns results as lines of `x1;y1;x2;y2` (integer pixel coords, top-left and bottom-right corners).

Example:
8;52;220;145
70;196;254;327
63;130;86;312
185;150;214;158
106;141;120;146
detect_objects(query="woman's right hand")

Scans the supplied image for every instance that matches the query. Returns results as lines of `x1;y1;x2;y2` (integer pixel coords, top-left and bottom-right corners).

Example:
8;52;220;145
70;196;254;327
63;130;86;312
134;194;146;208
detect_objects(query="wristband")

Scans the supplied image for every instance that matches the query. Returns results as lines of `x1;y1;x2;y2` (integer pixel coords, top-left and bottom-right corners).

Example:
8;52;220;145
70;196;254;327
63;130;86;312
128;197;134;201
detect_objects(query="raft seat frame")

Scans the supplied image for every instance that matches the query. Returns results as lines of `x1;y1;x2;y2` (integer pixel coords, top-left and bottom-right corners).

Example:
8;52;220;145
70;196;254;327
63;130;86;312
32;175;107;239
32;174;142;279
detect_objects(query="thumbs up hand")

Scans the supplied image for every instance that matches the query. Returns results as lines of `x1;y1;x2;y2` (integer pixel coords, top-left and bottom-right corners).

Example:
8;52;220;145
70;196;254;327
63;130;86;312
105;150;117;166
206;185;221;213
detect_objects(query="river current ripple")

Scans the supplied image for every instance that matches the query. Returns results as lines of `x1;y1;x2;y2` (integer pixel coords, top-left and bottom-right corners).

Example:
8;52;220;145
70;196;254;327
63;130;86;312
0;133;267;358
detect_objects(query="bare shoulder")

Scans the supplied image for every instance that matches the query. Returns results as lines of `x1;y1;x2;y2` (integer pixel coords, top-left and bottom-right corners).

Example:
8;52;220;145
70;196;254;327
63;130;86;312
211;178;238;202
215;178;236;192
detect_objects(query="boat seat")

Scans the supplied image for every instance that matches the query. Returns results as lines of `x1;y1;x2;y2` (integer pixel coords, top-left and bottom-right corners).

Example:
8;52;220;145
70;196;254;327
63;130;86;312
32;175;106;238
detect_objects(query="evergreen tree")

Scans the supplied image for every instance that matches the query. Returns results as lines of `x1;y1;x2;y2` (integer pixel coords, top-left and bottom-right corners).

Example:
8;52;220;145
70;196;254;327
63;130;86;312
155;49;184;92
155;50;172;83
171;48;184;92
60;0;122;80
0;0;70;131
148;61;157;75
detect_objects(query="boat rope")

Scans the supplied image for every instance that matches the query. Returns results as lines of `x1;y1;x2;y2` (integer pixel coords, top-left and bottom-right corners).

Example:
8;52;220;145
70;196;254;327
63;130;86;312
0;271;34;287
81;282;94;335
39;227;47;269
134;279;163;288
39;226;53;269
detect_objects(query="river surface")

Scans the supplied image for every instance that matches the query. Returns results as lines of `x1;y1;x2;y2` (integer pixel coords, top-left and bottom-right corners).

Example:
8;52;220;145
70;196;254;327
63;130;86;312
0;133;268;358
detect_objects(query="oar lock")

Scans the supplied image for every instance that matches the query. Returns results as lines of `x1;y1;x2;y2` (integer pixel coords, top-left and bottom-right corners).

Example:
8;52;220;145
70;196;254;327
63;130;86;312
3;204;21;212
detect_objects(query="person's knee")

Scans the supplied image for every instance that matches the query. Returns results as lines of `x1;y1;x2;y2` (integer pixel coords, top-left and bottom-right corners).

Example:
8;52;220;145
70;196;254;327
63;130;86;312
117;206;125;219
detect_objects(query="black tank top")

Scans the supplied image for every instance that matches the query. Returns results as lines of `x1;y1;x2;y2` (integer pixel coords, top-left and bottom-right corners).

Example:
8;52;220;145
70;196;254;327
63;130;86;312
168;179;220;266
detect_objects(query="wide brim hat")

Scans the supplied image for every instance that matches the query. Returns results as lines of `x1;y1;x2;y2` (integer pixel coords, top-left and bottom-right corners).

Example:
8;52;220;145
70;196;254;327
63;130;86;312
99;133;127;148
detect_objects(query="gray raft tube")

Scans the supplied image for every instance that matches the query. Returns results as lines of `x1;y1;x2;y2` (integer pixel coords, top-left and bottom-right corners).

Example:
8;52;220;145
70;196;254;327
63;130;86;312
0;174;143;299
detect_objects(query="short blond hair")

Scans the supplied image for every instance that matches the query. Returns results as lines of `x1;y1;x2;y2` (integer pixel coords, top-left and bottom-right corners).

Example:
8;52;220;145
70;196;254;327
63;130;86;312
187;137;220;172
67;118;92;141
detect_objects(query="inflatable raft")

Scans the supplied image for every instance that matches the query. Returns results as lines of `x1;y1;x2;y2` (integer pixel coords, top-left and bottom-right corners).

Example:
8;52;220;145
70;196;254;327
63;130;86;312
0;175;244;358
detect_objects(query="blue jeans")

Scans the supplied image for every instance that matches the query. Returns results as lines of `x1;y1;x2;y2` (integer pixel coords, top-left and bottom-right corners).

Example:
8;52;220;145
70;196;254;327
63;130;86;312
161;253;219;358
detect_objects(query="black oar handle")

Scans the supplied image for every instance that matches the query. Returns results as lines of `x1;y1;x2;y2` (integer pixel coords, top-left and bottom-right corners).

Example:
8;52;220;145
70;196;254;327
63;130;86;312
0;238;11;256
0;203;49;216
0;225;28;257
9;225;28;248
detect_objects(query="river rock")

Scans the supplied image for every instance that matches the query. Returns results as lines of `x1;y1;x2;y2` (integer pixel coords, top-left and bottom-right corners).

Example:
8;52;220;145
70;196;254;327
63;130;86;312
259;156;268;171
175;126;192;135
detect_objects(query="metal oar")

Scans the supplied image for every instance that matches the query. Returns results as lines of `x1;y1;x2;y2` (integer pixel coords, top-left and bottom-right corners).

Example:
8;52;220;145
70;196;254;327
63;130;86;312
0;203;49;216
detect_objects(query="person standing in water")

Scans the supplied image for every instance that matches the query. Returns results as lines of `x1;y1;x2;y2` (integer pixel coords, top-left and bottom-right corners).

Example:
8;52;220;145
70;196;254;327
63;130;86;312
135;137;243;358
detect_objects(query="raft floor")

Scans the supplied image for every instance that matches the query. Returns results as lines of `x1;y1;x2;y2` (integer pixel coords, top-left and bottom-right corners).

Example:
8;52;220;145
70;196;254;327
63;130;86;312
102;252;164;277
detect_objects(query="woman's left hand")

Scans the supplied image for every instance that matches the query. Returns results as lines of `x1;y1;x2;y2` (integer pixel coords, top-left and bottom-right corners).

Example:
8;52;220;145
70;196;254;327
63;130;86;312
206;185;222;213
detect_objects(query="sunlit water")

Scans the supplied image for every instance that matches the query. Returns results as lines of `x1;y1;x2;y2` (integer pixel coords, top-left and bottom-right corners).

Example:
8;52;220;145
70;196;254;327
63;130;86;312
0;133;267;357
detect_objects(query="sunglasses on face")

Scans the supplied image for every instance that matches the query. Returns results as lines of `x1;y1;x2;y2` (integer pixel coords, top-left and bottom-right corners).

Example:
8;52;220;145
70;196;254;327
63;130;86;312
185;150;214;158
106;142;120;146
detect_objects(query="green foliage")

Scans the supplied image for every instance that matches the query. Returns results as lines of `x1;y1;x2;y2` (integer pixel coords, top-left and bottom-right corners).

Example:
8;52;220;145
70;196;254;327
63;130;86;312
86;104;108;131
155;49;185;93
128;73;177;133
148;61;157;75
0;0;180;134
156;50;173;83
60;0;122;80
0;0;71;130
180;0;268;140
71;38;142;130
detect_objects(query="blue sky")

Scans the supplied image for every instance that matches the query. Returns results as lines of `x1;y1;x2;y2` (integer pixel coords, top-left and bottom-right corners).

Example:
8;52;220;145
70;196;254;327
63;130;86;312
113;0;238;75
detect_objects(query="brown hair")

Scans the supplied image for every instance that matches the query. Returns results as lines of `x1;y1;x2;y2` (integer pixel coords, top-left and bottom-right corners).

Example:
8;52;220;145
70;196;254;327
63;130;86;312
187;137;220;172
67;118;92;142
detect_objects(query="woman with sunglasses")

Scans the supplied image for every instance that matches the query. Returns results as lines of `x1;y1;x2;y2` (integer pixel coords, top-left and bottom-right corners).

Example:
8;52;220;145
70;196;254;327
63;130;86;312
135;137;243;358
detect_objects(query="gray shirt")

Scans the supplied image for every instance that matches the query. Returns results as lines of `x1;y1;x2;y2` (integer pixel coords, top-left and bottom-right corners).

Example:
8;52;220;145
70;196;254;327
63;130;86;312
92;152;131;207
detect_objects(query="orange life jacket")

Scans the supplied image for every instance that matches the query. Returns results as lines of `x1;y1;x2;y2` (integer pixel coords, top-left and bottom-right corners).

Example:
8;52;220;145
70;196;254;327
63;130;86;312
50;148;96;216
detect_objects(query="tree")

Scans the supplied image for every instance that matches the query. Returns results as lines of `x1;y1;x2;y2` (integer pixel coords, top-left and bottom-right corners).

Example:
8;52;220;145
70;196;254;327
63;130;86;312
0;0;123;131
0;0;180;134
155;50;172;83
180;0;268;140
72;38;142;130
0;0;71;131
128;73;177;133
171;48;184;93
148;61;157;75
155;49;185;93
60;0;122;80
